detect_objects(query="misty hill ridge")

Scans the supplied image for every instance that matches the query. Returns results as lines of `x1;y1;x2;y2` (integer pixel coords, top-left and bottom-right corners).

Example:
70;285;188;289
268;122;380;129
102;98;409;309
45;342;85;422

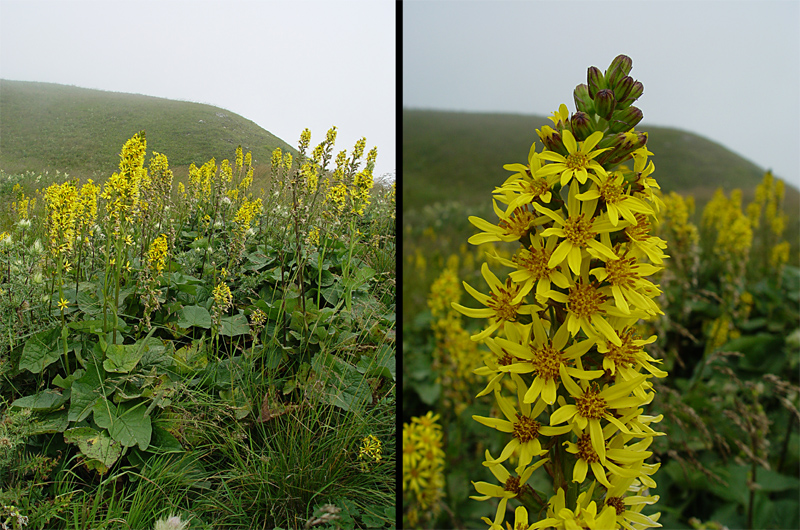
402;108;793;208
0;79;295;174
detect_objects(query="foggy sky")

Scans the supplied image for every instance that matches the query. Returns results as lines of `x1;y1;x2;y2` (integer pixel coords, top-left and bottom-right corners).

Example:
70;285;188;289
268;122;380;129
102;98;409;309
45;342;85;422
403;0;800;190
0;0;396;180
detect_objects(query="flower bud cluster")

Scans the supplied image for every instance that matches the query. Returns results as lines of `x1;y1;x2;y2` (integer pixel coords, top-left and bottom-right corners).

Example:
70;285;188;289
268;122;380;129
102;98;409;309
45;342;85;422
455;56;668;529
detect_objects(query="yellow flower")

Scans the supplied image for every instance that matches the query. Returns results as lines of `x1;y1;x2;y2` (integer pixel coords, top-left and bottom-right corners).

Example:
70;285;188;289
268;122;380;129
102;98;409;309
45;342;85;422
470;451;549;528
472;373;571;469
469;202;547;245
495;317;602;405
536;182;622;275
550;371;651;463
58;297;69;311
589;248;663;316
575;170;654;226
452;262;540;341
529;485;618;530
536;129;610;187
489;232;570;304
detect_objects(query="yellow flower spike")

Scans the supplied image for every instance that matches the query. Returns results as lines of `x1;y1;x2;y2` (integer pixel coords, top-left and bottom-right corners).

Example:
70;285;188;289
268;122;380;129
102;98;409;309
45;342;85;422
536;130;610;187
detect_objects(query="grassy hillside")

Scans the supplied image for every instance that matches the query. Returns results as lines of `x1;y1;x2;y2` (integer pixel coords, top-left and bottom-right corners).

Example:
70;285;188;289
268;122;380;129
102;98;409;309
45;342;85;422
403;108;798;209
0;79;295;175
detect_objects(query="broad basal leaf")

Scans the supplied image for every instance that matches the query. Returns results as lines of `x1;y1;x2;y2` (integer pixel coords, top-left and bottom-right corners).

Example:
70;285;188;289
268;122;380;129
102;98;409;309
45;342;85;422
220;314;250;337
64;426;123;474
11;389;69;411
18;326;62;374
177;305;212;329
108;401;152;450
311;352;372;412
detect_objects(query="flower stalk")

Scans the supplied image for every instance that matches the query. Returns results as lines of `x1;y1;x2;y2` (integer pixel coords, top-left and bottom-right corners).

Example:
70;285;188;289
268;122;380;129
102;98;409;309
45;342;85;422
456;55;668;529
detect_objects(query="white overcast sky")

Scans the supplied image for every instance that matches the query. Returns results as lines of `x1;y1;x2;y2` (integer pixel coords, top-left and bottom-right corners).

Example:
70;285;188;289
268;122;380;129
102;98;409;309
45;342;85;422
404;0;800;190
0;0;396;180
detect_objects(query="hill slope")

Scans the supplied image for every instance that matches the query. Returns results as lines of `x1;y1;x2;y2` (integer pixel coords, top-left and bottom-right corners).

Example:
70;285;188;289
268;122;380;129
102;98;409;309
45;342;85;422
0;80;295;174
402;108;793;208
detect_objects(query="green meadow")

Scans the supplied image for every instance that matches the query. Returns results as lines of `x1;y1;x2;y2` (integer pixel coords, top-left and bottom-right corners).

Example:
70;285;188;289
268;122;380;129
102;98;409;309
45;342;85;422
0;82;396;530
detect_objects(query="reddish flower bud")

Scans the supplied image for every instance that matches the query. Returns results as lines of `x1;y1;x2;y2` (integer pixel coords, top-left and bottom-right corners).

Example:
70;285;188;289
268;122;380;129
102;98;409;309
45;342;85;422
569;111;593;141
608;106;643;134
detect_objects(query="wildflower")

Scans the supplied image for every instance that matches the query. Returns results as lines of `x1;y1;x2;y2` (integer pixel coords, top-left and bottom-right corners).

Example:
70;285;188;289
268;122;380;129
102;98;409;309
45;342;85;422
213;281;233;312
452;262;541;341
550;372;651;463
535;182;621;275
58;297;69;312
536;129;610;187
470;452;549;529
472;373;571;468
529;486;617;529
148;234;169;275
494;318;602;405
358;434;382;463
403;412;445;527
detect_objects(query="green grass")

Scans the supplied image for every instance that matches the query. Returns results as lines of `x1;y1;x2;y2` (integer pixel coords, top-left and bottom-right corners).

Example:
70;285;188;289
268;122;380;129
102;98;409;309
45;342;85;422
0;80;296;175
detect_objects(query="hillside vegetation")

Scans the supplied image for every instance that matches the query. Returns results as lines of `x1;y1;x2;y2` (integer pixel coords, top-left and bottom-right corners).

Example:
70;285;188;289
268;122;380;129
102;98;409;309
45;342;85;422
0;79;294;175
403;108;798;209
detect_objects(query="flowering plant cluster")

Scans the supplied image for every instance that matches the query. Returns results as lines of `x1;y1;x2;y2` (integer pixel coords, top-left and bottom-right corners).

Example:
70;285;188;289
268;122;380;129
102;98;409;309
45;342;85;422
454;55;668;529
402;411;446;528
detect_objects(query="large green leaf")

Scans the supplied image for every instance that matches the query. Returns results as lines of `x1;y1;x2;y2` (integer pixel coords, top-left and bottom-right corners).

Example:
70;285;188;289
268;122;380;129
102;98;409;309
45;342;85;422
18;326;62;373
108;401;152;450
30;409;69;434
103;331;161;373
92;399;117;430
11;389;69;411
177;305;212;329
69;382;101;422
220;314;250;337
64;426;123;474
172;340;208;374
103;343;145;373
356;343;396;382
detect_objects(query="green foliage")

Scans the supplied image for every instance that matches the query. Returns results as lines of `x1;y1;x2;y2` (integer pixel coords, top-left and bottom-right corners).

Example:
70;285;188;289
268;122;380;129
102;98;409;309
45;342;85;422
0;127;396;528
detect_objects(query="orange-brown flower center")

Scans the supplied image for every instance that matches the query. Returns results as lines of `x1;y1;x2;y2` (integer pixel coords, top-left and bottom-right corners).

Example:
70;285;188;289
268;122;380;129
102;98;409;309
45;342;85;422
566;152;589;171
567;282;606;318
564;215;596;247
575;386;607;419
513;245;551;280
498;205;538;240
576;433;600;464
513;413;541;443
488;278;524;322
531;342;563;381
604;255;638;288
605;496;626;515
